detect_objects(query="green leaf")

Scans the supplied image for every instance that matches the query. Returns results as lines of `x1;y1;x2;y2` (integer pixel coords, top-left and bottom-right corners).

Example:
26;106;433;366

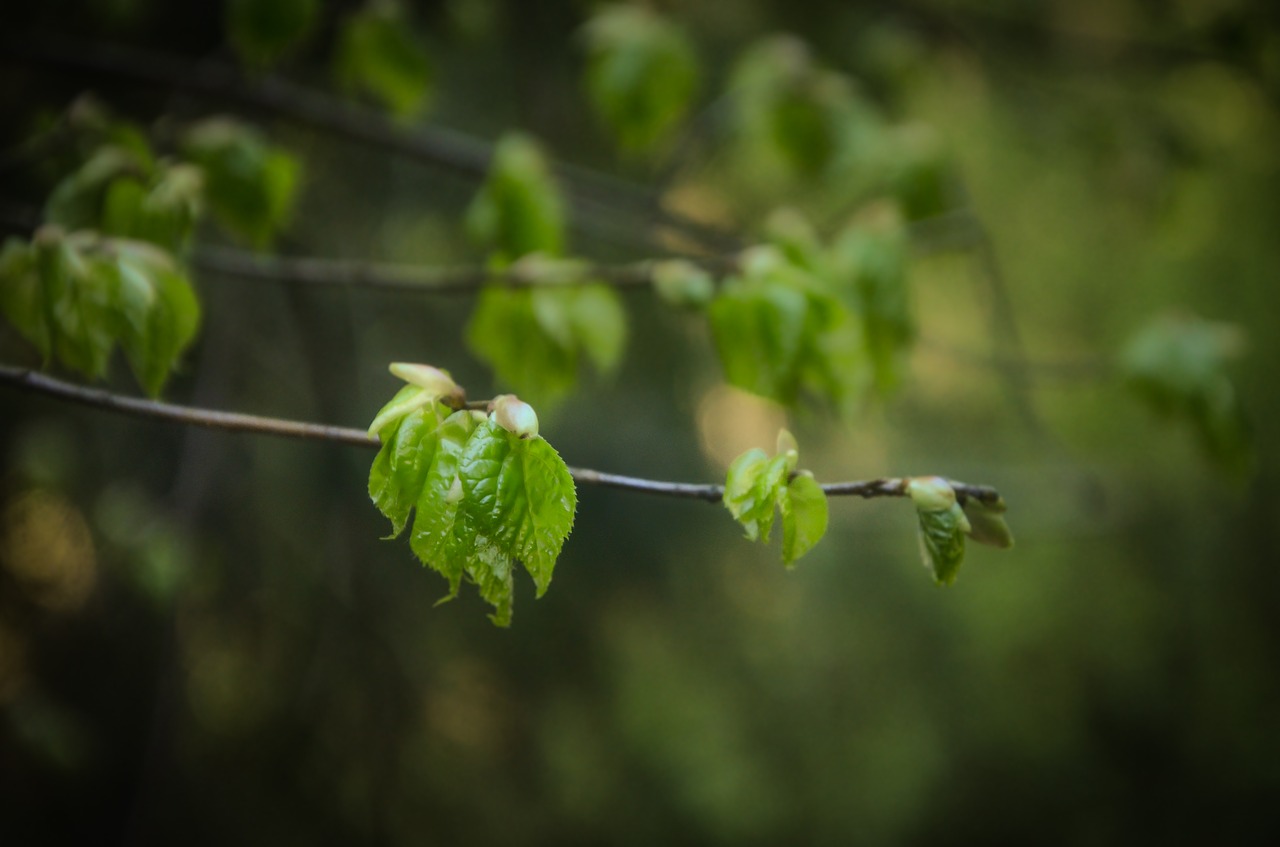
962;496;1015;550
780;472;828;567
907;477;970;585
468;288;578;406
558;284;627;373
465;133;565;261
35;230;115;379
459;418;577;599
468;282;626;406
1120;313;1251;473
334;3;434;119
99;240;201;396
729;36;865;179
45;145;151;232
182;118;301;247
581;5;699;153
829;222;913;395
410;410;483;598
101;163;204;254
1;231;198;393
369;403;445;537
366;378;577;626
723;430;828;564
709;246;865;414
0;238;49;360
227;0;317;67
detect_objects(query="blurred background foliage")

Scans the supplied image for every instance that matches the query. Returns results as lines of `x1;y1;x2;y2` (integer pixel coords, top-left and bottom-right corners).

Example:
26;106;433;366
2;0;1279;844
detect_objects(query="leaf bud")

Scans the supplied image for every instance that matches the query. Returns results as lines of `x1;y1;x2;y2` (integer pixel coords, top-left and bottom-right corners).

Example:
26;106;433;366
492;394;539;439
906;476;956;512
776;428;799;473
389;362;464;405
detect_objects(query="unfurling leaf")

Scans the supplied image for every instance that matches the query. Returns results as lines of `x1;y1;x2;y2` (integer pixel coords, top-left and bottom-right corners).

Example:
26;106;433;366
368;373;577;626
335;2;434;118
581;5;699;153
907;476;969;585
181;118;301;247
963;496;1015;550
780;472;828;566
1120;313;1251;473
723;429;828;565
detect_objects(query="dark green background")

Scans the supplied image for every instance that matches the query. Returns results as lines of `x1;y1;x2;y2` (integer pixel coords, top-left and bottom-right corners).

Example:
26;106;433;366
2;1;1279;844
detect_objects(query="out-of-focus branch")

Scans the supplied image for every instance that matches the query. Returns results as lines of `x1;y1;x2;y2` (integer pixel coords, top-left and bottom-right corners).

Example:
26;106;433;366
0;34;743;253
192;245;707;293
0;365;1002;505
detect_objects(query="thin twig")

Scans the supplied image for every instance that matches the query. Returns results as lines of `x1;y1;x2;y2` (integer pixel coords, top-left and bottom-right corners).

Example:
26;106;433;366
0;365;1001;505
193;245;681;293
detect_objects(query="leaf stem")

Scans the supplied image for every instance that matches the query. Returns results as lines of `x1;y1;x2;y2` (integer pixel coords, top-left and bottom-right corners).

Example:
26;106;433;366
0;365;1001;505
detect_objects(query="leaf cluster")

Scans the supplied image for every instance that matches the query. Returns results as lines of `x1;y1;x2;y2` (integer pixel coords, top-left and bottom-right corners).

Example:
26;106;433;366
706;209;914;416
907;477;1014;585
367;369;577;625
465;136;627;406
723;430;829;566
0;230;200;396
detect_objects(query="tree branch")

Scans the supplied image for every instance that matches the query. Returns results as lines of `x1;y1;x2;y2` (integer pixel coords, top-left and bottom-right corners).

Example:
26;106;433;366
0;34;742;254
0;365;1001;505
192;245;704;294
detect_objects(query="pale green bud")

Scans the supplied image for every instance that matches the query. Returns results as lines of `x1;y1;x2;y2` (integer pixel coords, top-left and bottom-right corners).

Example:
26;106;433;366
492;394;539;439
389;363;463;405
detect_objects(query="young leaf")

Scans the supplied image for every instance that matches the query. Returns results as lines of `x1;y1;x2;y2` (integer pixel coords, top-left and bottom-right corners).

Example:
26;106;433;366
182;118;301;247
468;283;627;406
367;362;466;533
830;222;913;395
581;5;699;153
369;404;444;537
465;134;565;261
44;145;151;233
98;240;201;396
729;36;864;179
227;0;317;67
907;477;970;585
409;409;484;598
0;239;49;359
723;447;786;542
459;418;577;598
101;163;204;254
1120;313;1251;473
780;472;828;567
723;429;829;564
334;2;434;119
962;496;1015;550
709;245;865;414
367;376;577;626
33;229;115;379
1;230;198;394
467;288;578;406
